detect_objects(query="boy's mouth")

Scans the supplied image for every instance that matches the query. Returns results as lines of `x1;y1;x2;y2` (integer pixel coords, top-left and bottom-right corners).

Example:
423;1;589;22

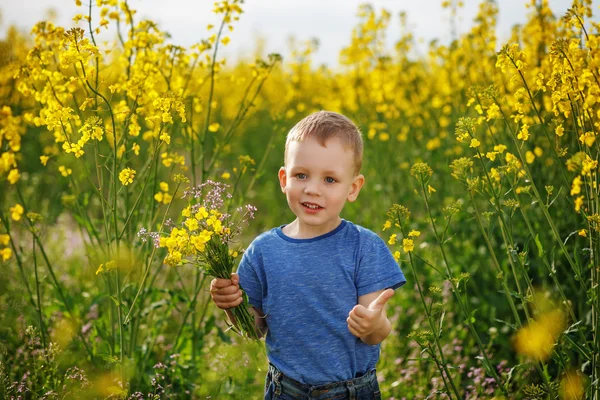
301;202;323;210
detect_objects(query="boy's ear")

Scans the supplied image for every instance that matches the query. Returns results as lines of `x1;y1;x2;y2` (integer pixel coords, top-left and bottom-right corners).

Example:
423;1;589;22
278;167;287;193
347;174;365;202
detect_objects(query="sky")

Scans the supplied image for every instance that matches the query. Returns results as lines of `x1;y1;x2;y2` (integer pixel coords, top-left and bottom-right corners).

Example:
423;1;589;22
0;0;590;66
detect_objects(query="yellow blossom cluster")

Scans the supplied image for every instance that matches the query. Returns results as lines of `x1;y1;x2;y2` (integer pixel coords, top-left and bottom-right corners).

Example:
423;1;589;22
159;207;228;267
0;233;12;262
154;181;173;205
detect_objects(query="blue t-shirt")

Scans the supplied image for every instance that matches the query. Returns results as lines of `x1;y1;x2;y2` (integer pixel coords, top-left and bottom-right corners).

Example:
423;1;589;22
237;219;406;385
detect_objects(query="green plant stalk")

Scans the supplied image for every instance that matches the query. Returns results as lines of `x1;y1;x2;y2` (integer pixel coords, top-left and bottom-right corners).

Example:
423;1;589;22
173;273;207;354
14;186;96;364
191;273;206;366
418;178;506;395
476;105;585;338
32;237;46;349
125;182;181;325
0;214;37;315
497;214;560;397
468;191;523;328
204;60;280;178
469;142;531;308
493;97;588;292
199;12;229;182
397;213;461;399
117;140;165;241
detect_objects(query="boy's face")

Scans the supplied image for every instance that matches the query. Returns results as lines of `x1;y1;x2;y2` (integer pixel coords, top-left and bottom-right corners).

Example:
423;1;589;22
278;136;364;236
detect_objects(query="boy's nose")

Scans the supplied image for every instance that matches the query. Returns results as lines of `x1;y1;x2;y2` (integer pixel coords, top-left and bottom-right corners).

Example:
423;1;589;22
303;181;320;195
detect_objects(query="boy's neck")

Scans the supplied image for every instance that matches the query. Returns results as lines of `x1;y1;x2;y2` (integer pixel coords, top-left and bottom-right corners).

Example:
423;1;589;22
282;217;343;239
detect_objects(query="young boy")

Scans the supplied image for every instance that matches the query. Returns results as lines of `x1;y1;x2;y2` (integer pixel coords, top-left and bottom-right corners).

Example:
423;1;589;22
210;111;406;399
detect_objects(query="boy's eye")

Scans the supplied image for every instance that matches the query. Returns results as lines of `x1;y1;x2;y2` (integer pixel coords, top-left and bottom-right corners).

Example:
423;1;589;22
325;177;336;183
296;173;307;179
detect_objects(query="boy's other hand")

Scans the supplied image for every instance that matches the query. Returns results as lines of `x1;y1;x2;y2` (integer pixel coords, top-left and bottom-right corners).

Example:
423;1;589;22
210;273;243;309
346;288;394;339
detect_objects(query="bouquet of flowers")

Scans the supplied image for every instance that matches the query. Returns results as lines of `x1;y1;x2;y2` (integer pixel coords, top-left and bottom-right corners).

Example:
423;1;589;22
142;180;259;340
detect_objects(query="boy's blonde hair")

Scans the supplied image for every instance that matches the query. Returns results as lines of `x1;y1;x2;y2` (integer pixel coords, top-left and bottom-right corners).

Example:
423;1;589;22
284;111;363;175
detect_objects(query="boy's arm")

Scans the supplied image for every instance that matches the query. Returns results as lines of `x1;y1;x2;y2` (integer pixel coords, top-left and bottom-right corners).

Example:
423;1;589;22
347;289;394;345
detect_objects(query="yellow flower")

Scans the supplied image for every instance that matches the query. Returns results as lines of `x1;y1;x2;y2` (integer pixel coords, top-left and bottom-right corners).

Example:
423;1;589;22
154;192;164;203
575;195;584;213
513;310;565;361
571;176;582;196
159;182;169;192
578;229;587;237
579;131;596;147
119;168;136;185
7;169;20;184
191;230;213;252
195;207;209;220
10;204;24;221
428;185;436;193
525;151;535;164
469;138;480;148
132;143;140;156
393;251;400;262
211;218;223;234
208;122;220;132
485;152;497;161
408;230;421;237
182;206;192;218
494;144;507;153
184;218;199;231
40;155;49;166
382;220;391;231
221;36;231;45
159;132;171;144
517;123;530;141
555;125;565;137
581;156;598;176
0;234;10;246
221;171;231;180
388;234;397;245
59;165;72;177
402;238;414;253
165;250;182;267
534;147;543;157
559;370;585;400
0;247;12;262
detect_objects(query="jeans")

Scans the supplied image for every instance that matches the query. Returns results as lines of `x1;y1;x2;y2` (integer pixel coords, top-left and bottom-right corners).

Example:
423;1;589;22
264;363;382;400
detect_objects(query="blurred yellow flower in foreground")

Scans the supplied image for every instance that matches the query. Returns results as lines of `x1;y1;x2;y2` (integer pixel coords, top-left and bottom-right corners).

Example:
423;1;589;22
559;370;585;400
208;122;220;132
513;309;565;361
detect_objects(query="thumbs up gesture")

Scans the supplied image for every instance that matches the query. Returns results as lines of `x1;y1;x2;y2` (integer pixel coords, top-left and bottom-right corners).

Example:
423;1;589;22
347;289;394;343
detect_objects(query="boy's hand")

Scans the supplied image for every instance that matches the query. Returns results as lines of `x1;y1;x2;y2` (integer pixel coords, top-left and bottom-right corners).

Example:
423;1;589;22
210;273;243;309
347;289;394;341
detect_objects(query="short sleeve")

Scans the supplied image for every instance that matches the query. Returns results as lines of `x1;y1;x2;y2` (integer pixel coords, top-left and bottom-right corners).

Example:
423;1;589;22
236;244;265;310
356;233;407;297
